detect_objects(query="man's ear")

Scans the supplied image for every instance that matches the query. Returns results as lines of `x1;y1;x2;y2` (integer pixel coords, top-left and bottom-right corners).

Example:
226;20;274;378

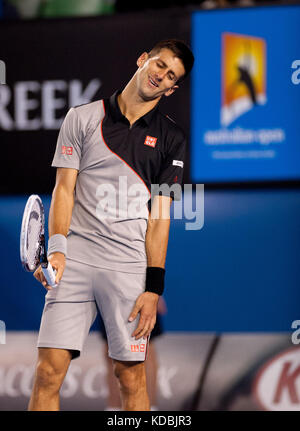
137;52;149;68
164;85;179;97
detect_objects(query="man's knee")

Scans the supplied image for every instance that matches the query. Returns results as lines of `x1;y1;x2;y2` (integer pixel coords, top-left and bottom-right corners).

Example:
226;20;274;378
34;348;71;391
113;361;145;395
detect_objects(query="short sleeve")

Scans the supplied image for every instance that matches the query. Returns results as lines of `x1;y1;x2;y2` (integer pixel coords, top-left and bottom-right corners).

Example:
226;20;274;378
153;134;186;201
51;107;82;170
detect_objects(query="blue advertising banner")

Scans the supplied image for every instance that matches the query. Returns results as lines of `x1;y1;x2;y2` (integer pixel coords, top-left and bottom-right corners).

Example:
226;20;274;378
191;6;300;183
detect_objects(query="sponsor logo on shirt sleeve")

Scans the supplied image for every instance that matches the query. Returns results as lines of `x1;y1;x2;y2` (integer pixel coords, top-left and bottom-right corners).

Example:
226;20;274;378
62;145;73;155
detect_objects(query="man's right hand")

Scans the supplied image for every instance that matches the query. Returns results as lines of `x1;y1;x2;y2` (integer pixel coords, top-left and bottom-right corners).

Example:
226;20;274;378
33;252;66;290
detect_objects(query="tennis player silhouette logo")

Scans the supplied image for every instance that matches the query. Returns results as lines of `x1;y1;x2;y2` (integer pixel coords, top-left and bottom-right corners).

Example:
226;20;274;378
235;41;257;105
221;33;266;127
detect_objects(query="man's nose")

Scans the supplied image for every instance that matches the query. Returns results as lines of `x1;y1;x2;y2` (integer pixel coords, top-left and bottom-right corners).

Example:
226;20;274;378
154;71;165;81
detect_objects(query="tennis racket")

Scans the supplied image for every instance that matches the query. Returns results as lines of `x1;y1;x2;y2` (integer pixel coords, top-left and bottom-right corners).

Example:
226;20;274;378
20;194;57;287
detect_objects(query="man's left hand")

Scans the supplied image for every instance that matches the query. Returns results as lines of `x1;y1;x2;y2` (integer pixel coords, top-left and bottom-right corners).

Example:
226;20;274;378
128;291;159;340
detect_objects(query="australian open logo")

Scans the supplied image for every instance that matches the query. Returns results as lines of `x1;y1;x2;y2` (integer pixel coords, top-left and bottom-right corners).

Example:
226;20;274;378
0;60;6;85
204;33;285;152
221;32;267;126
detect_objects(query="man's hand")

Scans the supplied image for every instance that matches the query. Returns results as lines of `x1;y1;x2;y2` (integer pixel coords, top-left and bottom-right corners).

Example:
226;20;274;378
33;252;66;290
128;291;159;340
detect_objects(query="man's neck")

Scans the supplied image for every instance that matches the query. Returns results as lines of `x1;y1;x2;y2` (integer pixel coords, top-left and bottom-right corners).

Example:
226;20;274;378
118;80;160;127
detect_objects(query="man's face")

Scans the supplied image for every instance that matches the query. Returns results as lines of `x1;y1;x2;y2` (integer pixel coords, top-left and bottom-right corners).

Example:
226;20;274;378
135;48;186;102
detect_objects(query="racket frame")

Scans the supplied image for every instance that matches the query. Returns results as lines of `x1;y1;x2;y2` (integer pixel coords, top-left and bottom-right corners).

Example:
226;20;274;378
20;194;45;272
20;194;57;287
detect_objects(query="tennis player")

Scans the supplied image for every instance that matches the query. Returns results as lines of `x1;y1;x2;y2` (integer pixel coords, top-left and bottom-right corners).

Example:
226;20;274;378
28;39;194;411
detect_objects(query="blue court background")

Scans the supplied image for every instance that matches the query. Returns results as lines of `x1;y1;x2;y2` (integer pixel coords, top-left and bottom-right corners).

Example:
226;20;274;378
1;190;299;333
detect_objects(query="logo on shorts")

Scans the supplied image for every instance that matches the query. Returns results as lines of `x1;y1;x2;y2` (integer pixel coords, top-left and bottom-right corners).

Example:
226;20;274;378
144;136;157;148
131;344;145;353
62;145;73;155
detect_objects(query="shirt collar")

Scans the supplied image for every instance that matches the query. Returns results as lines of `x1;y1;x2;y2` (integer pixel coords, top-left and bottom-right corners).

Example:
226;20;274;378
109;90;158;126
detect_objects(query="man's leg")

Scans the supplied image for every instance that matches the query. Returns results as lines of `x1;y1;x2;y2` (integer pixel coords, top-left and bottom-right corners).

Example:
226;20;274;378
113;359;150;411
102;341;160;410
103;342;122;409
28;347;72;411
145;342;159;409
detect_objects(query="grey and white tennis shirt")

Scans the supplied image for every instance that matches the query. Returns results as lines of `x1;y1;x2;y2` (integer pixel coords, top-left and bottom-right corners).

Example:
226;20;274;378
52;91;186;273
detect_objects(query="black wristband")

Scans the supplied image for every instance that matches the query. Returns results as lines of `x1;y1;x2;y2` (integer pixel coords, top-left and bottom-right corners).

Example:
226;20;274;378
145;267;165;296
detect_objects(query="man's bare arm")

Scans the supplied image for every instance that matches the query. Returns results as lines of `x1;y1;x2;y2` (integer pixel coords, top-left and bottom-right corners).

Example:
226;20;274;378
48;168;78;237
34;167;78;289
129;195;172;340
145;195;171;268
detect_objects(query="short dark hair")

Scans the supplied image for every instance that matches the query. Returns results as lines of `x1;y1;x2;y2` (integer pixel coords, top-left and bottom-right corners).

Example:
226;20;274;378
148;39;194;82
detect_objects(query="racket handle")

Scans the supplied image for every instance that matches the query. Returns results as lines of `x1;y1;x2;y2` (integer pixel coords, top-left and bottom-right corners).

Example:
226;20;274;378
41;262;58;288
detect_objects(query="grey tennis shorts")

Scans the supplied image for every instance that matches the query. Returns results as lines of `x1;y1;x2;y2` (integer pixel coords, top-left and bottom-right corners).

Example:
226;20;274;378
37;258;149;361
